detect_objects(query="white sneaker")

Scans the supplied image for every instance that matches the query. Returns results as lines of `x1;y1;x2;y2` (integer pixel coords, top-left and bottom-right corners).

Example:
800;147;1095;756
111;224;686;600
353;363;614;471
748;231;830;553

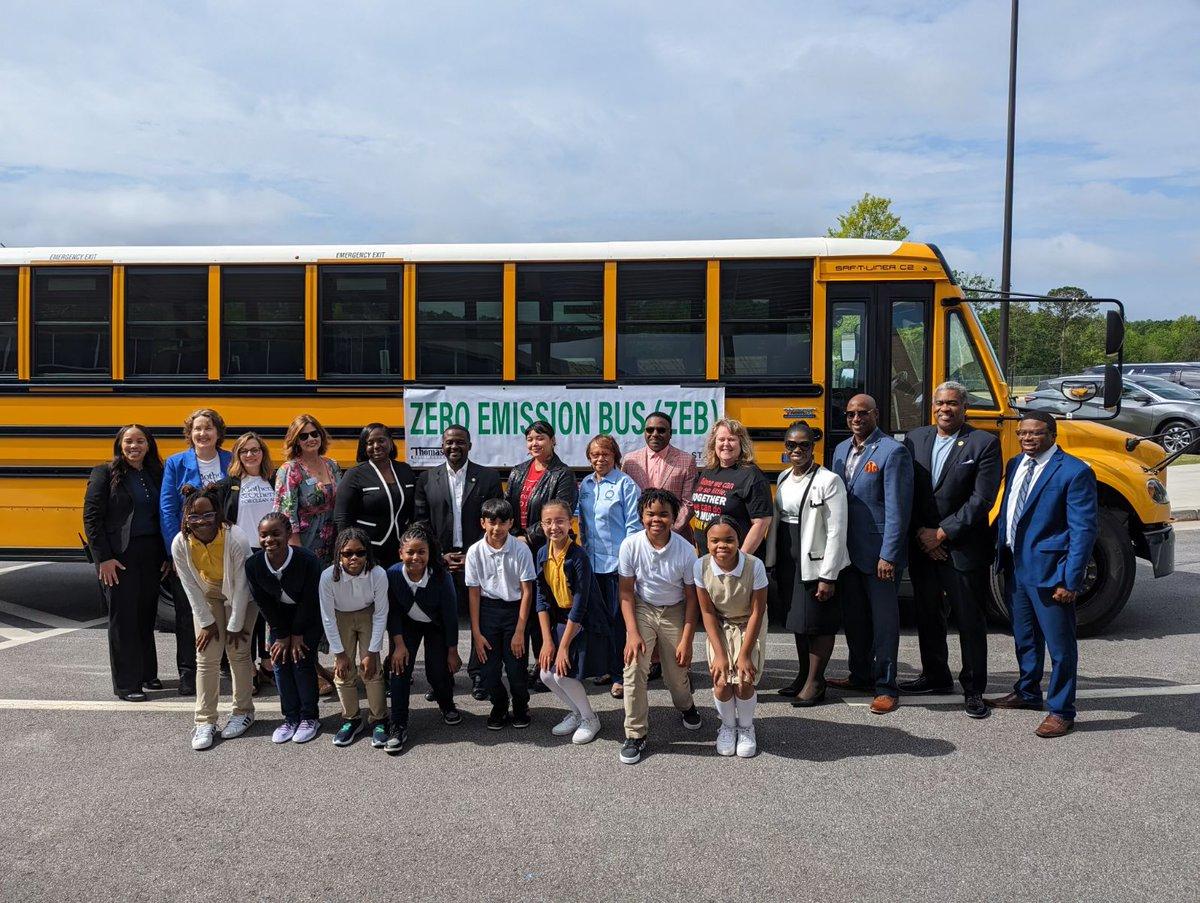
552;712;581;736
571;715;601;745
716;725;737;757
221;713;254;739
191;724;216;751
735;725;758;758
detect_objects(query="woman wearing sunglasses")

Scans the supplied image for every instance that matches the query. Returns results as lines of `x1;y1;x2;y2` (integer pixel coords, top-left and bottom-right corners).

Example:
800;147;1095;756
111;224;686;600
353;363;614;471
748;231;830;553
764;421;849;705
275;414;343;566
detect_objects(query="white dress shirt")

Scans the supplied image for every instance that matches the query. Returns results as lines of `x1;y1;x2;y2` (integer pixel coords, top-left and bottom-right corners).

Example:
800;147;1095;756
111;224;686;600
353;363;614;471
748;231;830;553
401;568;432;623
1005;444;1058;547
264;545;297;606
446;463;468;548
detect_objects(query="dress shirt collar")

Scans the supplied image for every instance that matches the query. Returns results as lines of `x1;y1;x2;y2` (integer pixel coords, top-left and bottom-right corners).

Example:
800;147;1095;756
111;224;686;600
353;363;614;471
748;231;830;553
402;567;431;592
709;552;746;578
265;546;293;579
1022;444;1058;468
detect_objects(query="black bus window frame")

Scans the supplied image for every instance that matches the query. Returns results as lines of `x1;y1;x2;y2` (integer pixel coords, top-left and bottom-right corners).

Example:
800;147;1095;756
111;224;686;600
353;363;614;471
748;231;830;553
221;266;306;380
31;266;112;378
0;268;17;377
416;263;504;380
616;261;706;380
516;263;604;380
947;309;999;409
719;259;813;381
318;265;404;379
125;266;208;380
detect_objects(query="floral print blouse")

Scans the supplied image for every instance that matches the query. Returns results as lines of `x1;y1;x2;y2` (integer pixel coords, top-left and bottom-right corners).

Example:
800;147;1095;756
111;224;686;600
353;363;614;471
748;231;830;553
274;457;343;565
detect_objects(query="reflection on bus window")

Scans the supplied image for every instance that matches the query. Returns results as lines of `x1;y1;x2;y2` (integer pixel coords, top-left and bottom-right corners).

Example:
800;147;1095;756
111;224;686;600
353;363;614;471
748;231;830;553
33;267;112;377
0;269;16;376
417;264;503;378
222;267;305;378
829;301;865;425
617;262;705;379
126;267;208;378
719;259;813;379
320;266;403;378
948;311;998;408
517;264;603;378
890;300;927;431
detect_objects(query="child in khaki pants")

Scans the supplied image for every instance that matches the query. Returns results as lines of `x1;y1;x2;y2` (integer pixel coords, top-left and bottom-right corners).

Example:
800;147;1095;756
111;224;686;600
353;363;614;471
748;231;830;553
320;528;390;749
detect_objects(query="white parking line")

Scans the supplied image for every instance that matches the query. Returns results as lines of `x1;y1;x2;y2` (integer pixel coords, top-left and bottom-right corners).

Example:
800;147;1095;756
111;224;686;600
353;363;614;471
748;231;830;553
0;599;106;651
0;683;1195;714
0;562;50;577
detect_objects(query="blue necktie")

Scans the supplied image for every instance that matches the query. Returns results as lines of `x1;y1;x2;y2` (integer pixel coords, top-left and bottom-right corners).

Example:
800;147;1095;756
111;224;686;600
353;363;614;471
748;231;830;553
1008;457;1037;547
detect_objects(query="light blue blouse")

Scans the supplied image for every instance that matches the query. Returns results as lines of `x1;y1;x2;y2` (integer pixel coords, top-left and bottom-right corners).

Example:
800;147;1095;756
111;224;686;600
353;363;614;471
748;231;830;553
577;469;642;575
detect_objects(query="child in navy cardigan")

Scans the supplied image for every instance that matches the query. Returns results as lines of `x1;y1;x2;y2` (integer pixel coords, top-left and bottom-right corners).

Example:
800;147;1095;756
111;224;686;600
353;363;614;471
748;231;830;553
535;499;609;745
384;523;462;754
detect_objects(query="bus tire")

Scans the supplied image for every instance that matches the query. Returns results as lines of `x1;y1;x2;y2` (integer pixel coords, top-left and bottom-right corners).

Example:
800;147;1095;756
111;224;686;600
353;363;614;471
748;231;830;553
985;507;1136;637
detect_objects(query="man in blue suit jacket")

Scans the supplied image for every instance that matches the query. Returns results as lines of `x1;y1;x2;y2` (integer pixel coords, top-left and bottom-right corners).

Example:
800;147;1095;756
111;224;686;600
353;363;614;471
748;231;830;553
988;411;1096;738
827;394;913;713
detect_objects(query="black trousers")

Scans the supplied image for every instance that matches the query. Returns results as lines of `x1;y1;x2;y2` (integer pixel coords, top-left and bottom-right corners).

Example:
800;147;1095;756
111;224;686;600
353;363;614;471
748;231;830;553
478;597;530;713
105;536;165;695
839;565;900;697
165;570;196;677
389;616;454;728
908;554;990;695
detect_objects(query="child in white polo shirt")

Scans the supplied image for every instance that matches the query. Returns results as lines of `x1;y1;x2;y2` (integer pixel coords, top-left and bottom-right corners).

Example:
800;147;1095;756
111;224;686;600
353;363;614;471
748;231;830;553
465;498;537;730
617;488;701;765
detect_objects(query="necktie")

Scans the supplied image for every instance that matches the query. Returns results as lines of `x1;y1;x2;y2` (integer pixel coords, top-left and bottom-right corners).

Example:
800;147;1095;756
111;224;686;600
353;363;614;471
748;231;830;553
1008;457;1037;548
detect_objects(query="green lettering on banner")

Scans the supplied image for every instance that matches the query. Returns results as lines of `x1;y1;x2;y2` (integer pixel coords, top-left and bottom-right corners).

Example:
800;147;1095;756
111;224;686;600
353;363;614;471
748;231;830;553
694;400;712;436
660;401;678;431
630;401;645;434
409;402;425;436
598;401;613;434
519;401;534;432
477;402;491;436
678;401;693;435
454;401;469;430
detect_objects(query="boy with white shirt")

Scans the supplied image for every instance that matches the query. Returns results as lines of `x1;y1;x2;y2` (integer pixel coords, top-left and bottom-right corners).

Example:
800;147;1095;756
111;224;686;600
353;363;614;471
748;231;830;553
465;498;537;730
617;488;702;765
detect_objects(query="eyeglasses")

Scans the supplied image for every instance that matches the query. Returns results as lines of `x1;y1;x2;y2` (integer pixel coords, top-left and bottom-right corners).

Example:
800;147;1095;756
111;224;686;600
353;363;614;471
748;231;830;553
339;549;367;559
185;512;217;523
240;447;263;456
298;430;320;441
644;426;669;435
845;410;872;420
1016;430;1049;439
783;440;813;451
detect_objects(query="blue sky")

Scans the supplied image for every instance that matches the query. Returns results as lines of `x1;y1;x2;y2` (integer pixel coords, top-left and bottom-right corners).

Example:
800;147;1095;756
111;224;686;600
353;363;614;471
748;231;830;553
1;1;1196;319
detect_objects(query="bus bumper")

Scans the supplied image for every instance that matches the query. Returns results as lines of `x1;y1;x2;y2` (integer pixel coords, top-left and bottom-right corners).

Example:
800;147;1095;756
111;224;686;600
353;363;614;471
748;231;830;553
1143;523;1175;578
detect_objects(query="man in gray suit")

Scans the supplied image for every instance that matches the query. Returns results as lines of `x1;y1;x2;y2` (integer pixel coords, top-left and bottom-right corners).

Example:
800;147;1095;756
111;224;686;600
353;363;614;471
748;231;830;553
827;394;913;714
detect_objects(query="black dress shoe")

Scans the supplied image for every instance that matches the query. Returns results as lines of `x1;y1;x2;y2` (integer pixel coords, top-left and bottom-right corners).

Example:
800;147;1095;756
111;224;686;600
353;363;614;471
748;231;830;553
777;677;806;698
178;672;196;696
471;674;488;701
898;675;954;694
965;694;990;719
118;691;147;702
142;679;164;691
791;685;827;708
648;662;662;682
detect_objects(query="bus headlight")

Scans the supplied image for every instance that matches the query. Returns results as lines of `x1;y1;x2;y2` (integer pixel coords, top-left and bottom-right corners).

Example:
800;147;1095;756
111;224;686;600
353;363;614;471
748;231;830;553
1147;479;1169;504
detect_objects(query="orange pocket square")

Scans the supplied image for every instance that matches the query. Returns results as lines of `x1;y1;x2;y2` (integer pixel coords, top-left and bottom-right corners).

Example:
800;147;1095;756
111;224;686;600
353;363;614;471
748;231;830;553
864;461;880;474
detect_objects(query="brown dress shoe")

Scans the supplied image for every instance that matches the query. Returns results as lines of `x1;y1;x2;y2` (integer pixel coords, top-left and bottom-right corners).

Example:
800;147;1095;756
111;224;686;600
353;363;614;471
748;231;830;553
869;695;899;714
826;677;872;693
1035;714;1075;738
984;692;1042;711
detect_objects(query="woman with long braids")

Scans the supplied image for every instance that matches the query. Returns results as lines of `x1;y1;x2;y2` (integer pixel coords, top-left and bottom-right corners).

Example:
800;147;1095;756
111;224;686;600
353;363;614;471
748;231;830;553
83;424;170;701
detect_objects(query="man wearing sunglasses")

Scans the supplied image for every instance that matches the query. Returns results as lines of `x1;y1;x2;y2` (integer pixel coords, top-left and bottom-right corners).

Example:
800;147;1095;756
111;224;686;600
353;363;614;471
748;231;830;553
622;412;699;543
827;394;913;714
902;381;1001;719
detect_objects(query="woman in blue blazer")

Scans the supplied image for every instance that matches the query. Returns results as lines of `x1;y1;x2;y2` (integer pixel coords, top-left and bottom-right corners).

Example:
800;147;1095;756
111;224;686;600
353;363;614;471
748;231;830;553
158;407;232;695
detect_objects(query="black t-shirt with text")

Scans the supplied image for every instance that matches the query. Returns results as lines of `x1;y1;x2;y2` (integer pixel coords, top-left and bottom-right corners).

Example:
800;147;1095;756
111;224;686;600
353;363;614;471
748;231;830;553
691;464;772;550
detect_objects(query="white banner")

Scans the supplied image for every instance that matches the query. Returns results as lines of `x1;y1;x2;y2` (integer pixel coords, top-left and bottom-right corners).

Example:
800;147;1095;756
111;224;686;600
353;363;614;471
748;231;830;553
404;385;725;468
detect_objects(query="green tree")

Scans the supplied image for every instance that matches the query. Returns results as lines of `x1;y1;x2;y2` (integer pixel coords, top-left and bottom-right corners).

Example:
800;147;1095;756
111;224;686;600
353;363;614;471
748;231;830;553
1042;285;1099;375
827;193;910;240
951;270;997;298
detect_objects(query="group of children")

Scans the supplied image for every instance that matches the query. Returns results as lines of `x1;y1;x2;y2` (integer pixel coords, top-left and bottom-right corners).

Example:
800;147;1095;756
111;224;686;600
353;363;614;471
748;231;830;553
173;482;768;763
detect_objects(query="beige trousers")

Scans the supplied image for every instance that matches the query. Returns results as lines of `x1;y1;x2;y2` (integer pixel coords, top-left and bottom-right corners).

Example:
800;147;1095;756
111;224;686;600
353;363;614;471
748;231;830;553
333;607;387;722
622;599;694;739
193;591;258;726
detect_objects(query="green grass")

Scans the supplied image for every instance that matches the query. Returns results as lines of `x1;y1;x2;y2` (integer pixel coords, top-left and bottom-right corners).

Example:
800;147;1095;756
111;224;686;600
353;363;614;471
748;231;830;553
1169;454;1200;466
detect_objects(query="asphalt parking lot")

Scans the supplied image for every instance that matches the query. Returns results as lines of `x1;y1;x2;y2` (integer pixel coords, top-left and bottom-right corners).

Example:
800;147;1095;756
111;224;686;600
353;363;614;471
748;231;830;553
2;527;1198;902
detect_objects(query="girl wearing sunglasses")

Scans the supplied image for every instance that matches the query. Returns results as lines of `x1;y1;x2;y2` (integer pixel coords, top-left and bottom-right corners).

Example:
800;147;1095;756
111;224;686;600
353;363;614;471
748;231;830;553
320;527;391;749
274;414;343;565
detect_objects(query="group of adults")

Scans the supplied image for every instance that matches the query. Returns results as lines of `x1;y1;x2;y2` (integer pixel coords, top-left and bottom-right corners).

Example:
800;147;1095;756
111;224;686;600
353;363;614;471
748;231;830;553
82;381;1098;739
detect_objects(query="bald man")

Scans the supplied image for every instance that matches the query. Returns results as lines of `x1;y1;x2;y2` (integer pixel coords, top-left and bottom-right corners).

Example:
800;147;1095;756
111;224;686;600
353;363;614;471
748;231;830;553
826;394;913;714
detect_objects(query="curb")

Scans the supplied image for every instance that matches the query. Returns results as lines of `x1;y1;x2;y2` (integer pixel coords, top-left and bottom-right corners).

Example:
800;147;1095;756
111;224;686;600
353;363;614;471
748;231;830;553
1172;508;1198;522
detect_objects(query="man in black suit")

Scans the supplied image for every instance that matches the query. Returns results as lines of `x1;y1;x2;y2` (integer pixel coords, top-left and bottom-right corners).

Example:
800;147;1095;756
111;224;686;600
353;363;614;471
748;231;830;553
415;424;504;697
901;381;1001;718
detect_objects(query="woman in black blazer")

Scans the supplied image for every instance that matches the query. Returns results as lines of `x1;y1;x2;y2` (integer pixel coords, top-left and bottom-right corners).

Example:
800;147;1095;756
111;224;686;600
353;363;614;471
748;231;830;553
82;425;169;701
504;420;579;555
333;423;417;568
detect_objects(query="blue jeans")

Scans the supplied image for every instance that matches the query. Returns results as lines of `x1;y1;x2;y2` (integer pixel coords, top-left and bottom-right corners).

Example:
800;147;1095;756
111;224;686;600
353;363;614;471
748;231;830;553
270;628;320;722
478;597;530;713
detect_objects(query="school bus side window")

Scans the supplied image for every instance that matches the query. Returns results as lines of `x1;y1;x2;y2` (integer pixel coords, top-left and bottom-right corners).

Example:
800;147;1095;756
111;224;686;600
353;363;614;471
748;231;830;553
222;266;305;378
0;269;16;376
417;264;503;379
32;267;112;377
320;265;403;378
617;262;705;379
948;310;998;408
125;267;208;378
720;259;812;379
516;263;603;379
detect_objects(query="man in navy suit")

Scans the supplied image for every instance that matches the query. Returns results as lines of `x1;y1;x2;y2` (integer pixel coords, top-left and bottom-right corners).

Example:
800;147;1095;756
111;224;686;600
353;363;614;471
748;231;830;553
987;411;1097;737
827;394;913;714
902;381;1001;719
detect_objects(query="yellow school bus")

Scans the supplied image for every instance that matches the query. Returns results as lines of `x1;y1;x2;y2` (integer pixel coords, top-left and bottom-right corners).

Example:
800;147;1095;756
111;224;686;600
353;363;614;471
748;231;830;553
0;238;1174;633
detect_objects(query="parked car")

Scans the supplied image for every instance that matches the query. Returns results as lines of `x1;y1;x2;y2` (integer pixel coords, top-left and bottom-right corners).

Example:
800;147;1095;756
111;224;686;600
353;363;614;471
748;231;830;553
1019;374;1200;454
1084;362;1200;390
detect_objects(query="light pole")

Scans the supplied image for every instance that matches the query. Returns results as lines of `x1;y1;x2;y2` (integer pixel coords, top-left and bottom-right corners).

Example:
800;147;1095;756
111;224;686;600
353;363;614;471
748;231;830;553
999;0;1018;379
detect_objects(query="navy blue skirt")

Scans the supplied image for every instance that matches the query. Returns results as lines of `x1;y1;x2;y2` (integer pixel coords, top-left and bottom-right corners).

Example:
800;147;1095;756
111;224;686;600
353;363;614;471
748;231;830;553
548;617;608;681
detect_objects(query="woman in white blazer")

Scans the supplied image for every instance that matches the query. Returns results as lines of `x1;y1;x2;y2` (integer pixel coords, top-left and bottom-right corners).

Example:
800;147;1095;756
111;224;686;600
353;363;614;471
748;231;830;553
171;485;256;750
766;422;849;707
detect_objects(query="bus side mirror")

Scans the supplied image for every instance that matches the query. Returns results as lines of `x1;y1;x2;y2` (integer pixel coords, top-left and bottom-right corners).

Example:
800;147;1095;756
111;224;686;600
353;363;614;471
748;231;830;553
1103;363;1122;408
1105;310;1124;356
